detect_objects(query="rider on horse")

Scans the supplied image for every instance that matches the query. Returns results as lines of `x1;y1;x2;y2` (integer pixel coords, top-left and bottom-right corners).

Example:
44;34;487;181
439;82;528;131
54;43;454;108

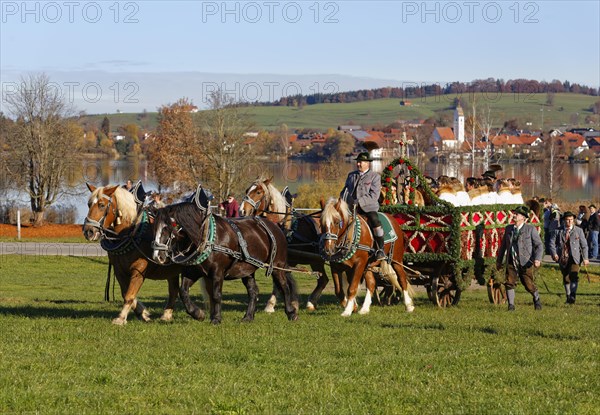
341;152;386;261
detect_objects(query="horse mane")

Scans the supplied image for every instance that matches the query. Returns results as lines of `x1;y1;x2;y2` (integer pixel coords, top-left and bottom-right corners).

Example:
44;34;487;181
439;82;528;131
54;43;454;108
161;202;205;245
265;182;287;221
91;185;138;225
321;197;349;228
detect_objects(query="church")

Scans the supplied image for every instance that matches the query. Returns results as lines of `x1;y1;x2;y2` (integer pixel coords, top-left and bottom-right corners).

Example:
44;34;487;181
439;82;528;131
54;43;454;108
430;105;465;150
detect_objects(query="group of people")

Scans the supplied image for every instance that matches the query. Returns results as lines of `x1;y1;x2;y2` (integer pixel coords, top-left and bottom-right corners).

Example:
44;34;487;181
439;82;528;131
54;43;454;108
436;174;525;206
543;199;599;261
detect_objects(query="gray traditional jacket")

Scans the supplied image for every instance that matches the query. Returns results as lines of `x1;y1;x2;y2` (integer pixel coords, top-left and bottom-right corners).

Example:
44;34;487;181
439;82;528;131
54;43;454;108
497;223;543;268
341;169;381;213
549;225;588;265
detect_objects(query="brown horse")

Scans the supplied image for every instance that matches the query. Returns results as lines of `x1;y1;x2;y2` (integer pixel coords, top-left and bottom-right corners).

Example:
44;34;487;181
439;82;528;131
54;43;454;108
83;184;190;325
320;197;414;316
239;178;335;312
152;185;299;324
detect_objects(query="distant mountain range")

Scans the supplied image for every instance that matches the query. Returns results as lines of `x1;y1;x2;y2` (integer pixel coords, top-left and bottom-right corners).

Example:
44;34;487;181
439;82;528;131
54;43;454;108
1;70;426;114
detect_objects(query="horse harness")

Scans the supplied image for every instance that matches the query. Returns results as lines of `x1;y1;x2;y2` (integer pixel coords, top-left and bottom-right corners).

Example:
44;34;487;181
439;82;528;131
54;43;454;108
320;213;396;264
170;213;279;278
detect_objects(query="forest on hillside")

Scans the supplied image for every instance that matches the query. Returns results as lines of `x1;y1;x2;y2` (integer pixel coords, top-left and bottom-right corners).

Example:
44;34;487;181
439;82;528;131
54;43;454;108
248;78;599;107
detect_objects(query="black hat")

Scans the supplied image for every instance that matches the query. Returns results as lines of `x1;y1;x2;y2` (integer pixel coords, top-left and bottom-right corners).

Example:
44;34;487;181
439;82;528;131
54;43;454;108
512;205;530;217
482;170;497;180
355;152;373;162
562;211;575;219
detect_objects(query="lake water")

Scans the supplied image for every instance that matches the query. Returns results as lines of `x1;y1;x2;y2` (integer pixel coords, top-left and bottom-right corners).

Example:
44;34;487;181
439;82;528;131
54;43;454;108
5;157;599;223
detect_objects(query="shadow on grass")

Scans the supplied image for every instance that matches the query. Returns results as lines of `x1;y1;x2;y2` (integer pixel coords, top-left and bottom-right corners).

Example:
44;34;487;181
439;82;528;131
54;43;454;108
0;305;116;320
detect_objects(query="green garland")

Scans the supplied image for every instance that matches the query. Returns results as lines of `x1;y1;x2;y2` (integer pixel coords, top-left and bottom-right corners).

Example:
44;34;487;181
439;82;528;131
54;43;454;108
380;157;542;291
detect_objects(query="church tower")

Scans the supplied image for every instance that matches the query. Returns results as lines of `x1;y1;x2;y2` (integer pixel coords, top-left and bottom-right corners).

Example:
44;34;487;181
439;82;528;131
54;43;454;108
454;105;465;143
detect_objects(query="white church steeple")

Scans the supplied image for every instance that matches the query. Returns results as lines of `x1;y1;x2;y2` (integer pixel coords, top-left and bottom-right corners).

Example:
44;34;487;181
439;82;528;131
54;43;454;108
454;105;464;143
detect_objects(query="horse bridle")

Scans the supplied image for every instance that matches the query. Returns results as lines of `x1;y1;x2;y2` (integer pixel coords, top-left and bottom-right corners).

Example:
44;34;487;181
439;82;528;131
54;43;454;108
242;182;271;216
84;192;120;238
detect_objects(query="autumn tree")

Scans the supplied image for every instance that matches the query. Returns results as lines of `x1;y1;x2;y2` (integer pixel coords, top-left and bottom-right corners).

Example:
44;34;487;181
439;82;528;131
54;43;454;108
148;98;202;193
323;130;355;159
3;74;83;226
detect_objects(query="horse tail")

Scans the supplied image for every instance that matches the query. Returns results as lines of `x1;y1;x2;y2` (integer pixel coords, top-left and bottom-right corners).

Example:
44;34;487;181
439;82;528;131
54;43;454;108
380;261;402;292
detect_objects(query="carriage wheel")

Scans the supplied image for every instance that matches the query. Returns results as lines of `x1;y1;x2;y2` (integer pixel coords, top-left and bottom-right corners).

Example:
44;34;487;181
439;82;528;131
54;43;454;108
487;279;506;304
430;275;461;307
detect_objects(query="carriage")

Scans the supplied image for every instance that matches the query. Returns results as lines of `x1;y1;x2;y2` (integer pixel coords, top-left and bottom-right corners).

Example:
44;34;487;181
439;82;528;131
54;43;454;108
379;157;542;307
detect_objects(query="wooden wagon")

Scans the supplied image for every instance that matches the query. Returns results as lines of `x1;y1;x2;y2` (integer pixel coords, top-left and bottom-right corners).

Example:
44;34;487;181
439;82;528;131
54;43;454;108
379;157;542;307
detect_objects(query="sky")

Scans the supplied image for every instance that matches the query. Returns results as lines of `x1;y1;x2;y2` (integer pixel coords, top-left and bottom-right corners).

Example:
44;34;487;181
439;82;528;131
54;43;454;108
1;0;599;113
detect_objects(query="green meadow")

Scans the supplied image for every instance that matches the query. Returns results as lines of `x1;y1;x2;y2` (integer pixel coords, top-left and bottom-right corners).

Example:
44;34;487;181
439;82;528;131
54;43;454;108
81;93;599;131
1;255;599;414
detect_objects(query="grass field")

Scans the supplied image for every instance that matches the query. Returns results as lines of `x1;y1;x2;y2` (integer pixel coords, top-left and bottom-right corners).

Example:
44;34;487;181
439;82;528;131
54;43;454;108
1;255;599;414
81;93;600;132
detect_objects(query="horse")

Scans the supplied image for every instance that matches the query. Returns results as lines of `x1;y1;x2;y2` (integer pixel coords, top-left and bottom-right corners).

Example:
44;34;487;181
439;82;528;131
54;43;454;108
319;197;414;316
83;183;190;325
152;185;299;324
239;177;336;312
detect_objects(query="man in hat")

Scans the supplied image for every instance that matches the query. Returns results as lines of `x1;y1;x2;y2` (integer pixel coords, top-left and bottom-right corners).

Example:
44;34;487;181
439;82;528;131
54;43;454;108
219;193;239;218
496;205;544;311
549;211;589;304
341;151;385;260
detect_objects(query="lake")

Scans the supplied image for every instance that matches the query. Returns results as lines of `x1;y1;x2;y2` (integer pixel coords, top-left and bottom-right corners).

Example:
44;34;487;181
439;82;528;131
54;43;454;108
5;157;599;223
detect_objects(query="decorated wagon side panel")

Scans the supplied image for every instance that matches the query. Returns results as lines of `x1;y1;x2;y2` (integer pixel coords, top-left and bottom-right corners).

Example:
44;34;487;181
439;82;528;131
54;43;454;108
380;157;542;296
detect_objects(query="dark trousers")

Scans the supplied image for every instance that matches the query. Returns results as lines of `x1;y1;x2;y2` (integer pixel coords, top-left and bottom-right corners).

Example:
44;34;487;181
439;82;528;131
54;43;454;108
357;207;381;229
559;258;580;284
504;263;538;295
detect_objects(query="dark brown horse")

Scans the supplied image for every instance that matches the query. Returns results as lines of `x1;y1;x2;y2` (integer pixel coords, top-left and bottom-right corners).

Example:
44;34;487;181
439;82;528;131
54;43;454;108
152;185;299;324
239;178;335;312
320;197;414;316
83;184;191;325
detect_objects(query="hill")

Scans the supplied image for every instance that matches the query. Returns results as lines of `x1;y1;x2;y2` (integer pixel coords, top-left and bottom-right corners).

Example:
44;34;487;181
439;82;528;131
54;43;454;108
78;93;599;132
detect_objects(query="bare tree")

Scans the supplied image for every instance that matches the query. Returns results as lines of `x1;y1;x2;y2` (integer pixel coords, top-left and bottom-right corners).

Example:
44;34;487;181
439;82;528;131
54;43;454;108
196;90;256;201
542;134;563;198
478;105;496;171
4;74;82;226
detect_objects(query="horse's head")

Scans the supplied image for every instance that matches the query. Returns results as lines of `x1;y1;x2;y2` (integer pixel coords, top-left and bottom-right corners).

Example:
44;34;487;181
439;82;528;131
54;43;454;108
151;205;183;264
240;177;272;217
152;185;210;264
319;197;350;258
83;183;137;241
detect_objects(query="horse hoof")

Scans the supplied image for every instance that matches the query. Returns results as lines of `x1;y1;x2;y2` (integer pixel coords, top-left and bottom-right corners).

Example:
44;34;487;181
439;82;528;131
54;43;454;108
358;309;370;315
191;309;205;321
264;305;276;313
159;315;173;322
241;316;254;323
341;311;352;317
112;318;127;326
306;303;316;312
406;305;415;313
288;313;299;321
210;319;222;325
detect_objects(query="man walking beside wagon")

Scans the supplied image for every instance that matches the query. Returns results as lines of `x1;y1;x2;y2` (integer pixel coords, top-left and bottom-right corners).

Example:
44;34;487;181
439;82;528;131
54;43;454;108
549;211;589;304
496;205;544;311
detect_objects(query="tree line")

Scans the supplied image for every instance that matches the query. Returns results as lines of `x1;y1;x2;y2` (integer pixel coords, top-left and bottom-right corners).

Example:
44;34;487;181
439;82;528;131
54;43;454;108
240;78;599;108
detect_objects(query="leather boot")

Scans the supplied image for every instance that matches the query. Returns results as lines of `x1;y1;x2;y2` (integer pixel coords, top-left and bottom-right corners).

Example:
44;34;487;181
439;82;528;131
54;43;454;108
374;235;386;260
